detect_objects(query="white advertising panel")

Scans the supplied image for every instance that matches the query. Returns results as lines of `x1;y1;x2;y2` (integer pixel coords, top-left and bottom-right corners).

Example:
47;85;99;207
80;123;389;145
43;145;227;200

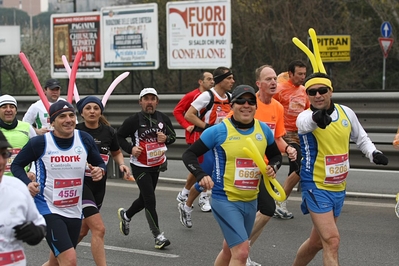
50;12;104;79
0;26;21;56
166;0;232;69
101;4;159;70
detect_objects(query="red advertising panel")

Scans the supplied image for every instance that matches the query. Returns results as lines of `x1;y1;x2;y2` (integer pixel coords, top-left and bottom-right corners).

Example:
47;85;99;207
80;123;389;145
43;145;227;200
51;12;103;79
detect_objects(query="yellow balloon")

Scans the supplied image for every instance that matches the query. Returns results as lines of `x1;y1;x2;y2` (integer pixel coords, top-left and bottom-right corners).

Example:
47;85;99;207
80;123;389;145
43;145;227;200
308;28;326;74
242;138;286;202
292;37;318;73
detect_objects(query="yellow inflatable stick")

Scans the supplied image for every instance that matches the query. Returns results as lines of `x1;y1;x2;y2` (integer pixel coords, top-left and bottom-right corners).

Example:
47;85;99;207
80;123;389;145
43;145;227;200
308;28;326;74
242;138;286;202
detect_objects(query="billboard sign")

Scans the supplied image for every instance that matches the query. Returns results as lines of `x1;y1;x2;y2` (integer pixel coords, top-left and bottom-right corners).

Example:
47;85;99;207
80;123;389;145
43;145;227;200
101;4;159;70
0;26;21;56
51;12;103;79
313;35;351;62
166;0;232;69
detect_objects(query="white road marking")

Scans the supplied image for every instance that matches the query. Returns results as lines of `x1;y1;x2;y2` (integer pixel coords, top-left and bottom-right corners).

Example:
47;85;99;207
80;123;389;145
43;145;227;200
78;242;179;258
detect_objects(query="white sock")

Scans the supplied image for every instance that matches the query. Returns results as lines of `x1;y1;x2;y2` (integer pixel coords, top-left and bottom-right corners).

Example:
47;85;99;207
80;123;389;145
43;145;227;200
200;192;208;197
184;204;192;212
182;188;190;195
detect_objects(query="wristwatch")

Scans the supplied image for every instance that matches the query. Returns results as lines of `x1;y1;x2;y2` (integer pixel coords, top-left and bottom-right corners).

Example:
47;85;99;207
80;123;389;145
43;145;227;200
100;167;105;176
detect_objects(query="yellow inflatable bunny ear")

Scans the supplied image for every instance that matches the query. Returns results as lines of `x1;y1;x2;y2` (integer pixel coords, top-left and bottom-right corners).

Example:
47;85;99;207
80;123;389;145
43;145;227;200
292;28;333;91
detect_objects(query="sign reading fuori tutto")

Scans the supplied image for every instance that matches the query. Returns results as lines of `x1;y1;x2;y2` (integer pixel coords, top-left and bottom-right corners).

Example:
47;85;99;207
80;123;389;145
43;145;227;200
313;35;351;63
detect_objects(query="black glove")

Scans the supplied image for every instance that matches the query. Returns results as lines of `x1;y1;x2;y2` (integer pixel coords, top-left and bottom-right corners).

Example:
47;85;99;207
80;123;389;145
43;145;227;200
193;123;211;132
372;151;388;165
312;109;332;129
13;221;46;246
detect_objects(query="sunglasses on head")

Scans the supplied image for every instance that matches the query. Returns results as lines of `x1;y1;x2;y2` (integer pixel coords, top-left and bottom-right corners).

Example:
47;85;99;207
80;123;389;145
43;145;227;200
307;87;330;96
234;98;257;106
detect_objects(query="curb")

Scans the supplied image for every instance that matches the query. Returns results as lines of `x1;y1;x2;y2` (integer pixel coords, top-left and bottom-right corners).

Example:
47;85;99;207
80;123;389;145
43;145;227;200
157;177;396;200
108;177;396;200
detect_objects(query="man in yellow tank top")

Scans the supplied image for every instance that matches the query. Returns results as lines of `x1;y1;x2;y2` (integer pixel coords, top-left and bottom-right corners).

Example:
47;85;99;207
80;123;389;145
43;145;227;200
293;72;388;266
183;85;282;265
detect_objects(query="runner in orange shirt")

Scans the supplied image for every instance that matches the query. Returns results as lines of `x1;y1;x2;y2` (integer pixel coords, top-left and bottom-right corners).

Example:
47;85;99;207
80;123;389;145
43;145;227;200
273;60;310;219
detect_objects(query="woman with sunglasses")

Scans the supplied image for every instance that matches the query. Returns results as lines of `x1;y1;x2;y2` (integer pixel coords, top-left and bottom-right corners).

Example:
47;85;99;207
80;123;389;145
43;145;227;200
75;96;132;266
183;85;282;266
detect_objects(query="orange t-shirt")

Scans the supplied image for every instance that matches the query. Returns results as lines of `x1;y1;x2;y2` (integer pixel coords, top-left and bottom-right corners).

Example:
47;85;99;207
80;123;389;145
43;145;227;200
273;80;310;132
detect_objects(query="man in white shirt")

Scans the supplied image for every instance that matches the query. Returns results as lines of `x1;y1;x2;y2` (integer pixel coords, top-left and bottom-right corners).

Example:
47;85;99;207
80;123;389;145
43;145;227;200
23;78;66;135
0;130;46;266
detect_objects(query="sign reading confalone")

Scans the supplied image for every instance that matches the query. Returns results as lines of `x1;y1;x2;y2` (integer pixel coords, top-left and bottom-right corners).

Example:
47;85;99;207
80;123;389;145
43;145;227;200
166;0;232;69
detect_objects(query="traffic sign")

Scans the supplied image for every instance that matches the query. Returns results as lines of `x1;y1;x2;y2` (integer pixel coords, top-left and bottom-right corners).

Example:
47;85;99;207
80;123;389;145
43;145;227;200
380;21;392;38
378;37;394;58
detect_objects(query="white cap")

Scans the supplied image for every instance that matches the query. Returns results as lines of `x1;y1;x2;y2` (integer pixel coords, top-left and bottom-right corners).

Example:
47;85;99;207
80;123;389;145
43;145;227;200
0;94;17;108
139;88;158;99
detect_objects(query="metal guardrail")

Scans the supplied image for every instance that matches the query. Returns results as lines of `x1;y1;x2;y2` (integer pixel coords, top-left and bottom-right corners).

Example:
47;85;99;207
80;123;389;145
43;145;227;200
14;92;399;170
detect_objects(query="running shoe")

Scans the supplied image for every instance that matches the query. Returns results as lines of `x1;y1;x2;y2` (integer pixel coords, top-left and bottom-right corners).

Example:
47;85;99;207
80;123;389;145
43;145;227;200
274;200;294;219
178;202;193;228
155;232;170;249
176;192;188;203
117;208;131;236
198;195;211;212
246;256;262;266
395;193;399;218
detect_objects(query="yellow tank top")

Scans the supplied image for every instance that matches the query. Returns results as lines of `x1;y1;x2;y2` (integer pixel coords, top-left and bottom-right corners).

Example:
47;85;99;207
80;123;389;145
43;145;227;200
311;104;352;191
220;119;267;201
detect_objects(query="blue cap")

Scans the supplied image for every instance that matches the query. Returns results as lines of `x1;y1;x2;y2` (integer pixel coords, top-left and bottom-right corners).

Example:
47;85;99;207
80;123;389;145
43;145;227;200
76;96;104;114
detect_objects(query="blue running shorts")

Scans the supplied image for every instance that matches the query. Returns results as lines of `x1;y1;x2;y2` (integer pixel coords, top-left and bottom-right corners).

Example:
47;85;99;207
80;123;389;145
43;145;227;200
301;189;345;217
211;197;257;248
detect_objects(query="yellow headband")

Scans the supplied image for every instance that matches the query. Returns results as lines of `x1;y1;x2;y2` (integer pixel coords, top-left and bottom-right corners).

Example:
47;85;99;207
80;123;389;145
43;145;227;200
292;28;333;91
305;77;333;90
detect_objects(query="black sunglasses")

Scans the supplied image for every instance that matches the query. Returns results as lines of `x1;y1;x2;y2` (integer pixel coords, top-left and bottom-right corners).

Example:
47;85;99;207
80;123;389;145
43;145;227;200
307;87;330;96
234;98;257;106
0;150;12;159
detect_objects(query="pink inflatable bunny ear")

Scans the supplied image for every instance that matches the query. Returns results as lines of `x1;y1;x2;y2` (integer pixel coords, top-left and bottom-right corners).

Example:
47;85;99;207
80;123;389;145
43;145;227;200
102;72;130;107
19;52;50;112
62;55;80;103
63;54;127;107
67;51;82;103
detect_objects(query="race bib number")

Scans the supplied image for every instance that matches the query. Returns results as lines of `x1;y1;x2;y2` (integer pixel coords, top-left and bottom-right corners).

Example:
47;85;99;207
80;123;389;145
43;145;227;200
265;122;276;136
5;148;21;172
146;143;167;165
53;178;82;208
215;110;228;124
0;250;25;266
234;158;261;190
85;154;109;176
324;153;349;184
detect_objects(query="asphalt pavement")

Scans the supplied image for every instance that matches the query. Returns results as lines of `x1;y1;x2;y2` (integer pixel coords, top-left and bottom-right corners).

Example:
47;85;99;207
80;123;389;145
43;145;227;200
135;159;399;199
21;160;399;265
23;178;399;266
